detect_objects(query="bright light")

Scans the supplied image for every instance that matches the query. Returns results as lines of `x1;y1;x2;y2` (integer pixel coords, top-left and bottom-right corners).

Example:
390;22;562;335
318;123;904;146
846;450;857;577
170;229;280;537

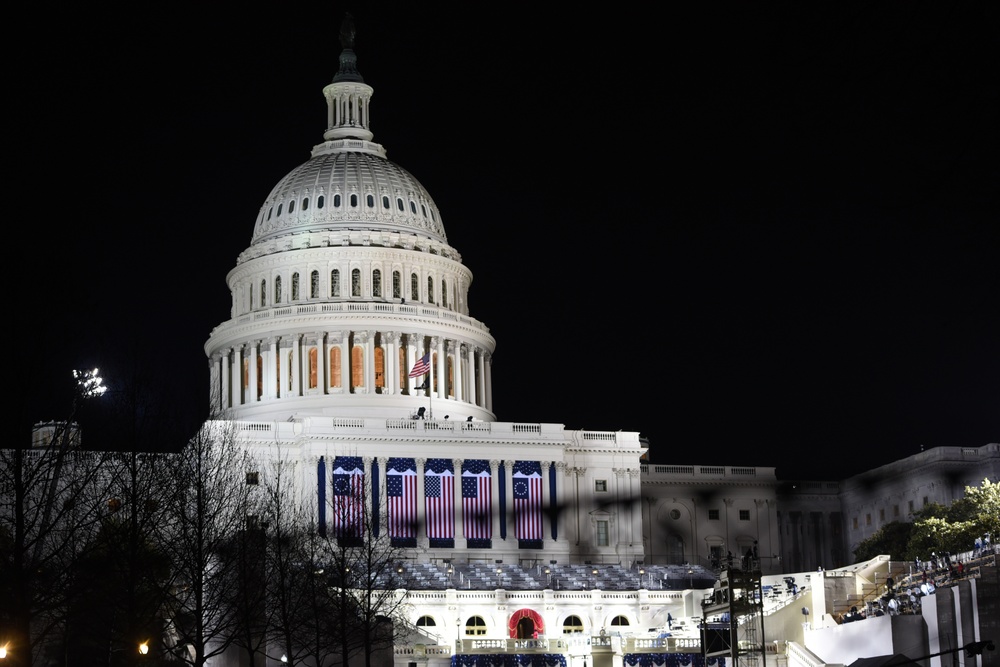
73;368;107;398
281;655;288;663
0;644;7;658
138;642;149;655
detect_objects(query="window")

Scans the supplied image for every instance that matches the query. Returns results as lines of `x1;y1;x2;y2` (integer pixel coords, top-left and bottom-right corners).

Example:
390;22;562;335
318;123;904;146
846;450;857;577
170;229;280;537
317;195;325;209
596;520;609;546
397;197;404;211
333;194;341;207
351;269;361;297
292;273;300;300
350;193;358;207
562;616;584;634
739;509;750;521
595;480;608;492
465;616;487;636
331;270;340;297
669;509;681;520
923;496;929;506
611;616;629;626
441;279;448;308
302;197;309;211
393;271;401;299
311;270;319;298
382;195;390;209
708;509;720;521
288;199;295;213
260;280;267;307
416;616;435;627
410;200;417;214
866;513;872;526
246;472;259;485
367;194;375;207
411;274;419;301
427;276;434;303
274;275;282;304
372;269;382;298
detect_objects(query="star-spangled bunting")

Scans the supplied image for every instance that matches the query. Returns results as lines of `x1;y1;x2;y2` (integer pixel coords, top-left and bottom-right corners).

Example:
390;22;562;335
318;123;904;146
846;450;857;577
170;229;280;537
332;456;364;537
386;457;416;539
512;460;543;541
462;459;492;540
424;458;454;539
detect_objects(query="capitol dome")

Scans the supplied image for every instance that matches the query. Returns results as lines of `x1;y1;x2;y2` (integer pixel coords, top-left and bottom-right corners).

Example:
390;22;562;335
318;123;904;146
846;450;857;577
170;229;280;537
205;19;495;423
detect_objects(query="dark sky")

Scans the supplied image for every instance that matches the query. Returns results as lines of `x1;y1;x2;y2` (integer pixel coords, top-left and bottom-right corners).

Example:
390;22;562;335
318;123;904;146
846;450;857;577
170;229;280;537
14;4;997;480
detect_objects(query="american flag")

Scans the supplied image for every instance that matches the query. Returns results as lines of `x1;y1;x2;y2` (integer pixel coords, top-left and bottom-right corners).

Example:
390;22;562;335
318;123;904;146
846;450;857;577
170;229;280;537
512;460;543;540
462;460;492;539
332;456;364;537
408;352;431;378
424;458;454;539
386;458;417;538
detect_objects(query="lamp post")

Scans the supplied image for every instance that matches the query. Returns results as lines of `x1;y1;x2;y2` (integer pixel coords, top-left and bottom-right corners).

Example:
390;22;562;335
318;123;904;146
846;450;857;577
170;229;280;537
497;567;504;588
639;568;646;589
544;567;551;588
592;568;599;590
688;568;694;589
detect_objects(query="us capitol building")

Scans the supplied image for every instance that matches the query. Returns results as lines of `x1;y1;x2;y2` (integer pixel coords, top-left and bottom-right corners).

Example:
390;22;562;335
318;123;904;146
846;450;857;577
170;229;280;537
198;17;998;667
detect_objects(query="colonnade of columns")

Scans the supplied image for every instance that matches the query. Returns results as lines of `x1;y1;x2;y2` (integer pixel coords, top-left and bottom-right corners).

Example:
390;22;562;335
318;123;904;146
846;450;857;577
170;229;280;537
209;329;493;414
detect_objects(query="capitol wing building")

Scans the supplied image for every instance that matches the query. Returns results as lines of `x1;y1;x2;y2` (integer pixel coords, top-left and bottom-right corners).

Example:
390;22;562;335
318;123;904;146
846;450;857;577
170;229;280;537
199;18;998;667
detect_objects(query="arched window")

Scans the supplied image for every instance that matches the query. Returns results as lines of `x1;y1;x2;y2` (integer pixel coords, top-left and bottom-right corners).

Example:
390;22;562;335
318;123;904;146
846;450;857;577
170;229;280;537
292;273;300;301
277;203;283;216
611;616;629;626
410;201;417;214
329;347;342;389
310;270;319;299
392;271;401;299
308;347;318;389
267;206;273;220
350;193;358;207
382;195;390;209
260;280;267;307
302;197;309;211
274;276;282;304
317;195;325;209
374;345;385;390
440;279;447;308
562;616;584;634
333;194;342;207
372;269;382;298
351;269;361;297
416;616;436;627
427;277;434;304
421;204;427;217
367;194;375;207
331;270;340;297
397;197;404;211
411;274;419;301
464;616;487;636
351;345;364;388
288;199;295;214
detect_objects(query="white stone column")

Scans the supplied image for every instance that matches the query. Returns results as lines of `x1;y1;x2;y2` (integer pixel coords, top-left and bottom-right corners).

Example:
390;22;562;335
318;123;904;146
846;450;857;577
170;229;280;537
503;460;514;542
232;345;243;406
483;352;493;412
454;342;464;402
541;461;552;541
248;340;259;403
290;334;301;397
490;459;502;542
339;333;351;391
384;331;398;395
453;458;464;543
432;336;445;401
265;336;279;399
408;333;421;394
377;457;389;537
555;462;569;544
219;350;230;410
416;458;427;548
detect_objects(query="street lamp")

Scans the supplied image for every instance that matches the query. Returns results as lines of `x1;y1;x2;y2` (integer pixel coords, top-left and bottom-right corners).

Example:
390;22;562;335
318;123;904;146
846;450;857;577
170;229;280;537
138;642;149;656
639;568;646;588
592;568;599;589
497;567;504;587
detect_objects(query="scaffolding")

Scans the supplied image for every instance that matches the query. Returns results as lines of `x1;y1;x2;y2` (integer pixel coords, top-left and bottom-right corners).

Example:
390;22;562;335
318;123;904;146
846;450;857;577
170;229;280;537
700;567;766;667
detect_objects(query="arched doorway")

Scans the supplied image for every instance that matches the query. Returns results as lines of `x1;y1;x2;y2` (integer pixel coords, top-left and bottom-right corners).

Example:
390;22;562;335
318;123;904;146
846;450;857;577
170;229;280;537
507;608;545;639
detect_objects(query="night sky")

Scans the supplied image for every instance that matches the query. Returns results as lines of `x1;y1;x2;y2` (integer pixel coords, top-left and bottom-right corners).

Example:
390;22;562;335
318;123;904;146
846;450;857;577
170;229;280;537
14;4;997;481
